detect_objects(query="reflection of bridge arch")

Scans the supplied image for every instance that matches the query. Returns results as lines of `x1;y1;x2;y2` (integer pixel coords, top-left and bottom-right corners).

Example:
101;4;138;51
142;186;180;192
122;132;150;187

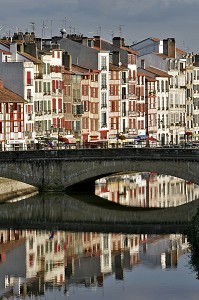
0;193;198;233
0;148;199;191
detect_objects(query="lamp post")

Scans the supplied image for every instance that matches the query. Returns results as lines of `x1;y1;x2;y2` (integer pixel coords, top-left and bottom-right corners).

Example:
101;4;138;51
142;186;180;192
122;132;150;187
57;117;61;150
111;121;119;148
116;121;119;148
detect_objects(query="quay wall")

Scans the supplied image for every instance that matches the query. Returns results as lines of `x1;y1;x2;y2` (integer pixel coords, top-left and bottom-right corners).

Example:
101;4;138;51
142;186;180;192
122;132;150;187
0;178;38;202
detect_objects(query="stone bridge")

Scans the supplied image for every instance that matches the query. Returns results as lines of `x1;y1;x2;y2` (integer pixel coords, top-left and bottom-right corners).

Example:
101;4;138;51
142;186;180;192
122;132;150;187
0;147;199;191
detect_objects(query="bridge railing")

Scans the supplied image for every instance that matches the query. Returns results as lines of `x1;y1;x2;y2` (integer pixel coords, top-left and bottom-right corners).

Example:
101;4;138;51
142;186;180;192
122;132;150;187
0;147;199;161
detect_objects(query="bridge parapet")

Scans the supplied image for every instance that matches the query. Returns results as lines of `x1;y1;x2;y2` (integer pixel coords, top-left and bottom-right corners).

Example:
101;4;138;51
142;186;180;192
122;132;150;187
0;148;199;190
0;148;199;161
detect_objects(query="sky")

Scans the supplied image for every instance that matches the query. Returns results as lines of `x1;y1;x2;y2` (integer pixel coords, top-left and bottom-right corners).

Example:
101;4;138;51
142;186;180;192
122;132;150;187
0;0;199;52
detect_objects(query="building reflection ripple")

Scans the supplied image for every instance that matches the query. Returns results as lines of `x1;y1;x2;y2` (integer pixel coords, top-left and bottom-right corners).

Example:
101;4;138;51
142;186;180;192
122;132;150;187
0;229;189;299
95;172;199;208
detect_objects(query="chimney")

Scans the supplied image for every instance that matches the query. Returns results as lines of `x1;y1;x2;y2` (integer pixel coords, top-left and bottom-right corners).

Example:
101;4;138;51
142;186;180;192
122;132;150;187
63;52;72;69
24;43;38;58
10;43;18;61
112;51;121;66
93;36;101;49
112;37;125;47
163;38;176;58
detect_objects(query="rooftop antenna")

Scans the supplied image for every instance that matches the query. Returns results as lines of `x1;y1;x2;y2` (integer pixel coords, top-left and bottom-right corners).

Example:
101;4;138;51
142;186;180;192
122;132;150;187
118;25;124;37
30;22;36;32
41;20;48;39
110;30;114;40
61;17;67;30
50;20;53;39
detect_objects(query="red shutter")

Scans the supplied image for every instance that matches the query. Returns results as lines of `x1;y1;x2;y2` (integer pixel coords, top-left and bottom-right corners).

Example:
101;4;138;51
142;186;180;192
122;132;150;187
52;98;56;110
26;104;31;113
67;86;71;96
56;80;58;89
58;98;62;109
27;71;31;85
52;80;55;90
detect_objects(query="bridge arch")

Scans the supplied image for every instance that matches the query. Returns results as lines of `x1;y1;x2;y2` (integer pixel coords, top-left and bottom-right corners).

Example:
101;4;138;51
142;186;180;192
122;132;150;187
0;148;198;191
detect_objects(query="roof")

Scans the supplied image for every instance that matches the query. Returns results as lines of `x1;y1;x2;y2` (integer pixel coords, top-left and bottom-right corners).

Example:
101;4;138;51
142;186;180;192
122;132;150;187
154;53;170;58
137;70;147;77
0;39;24;46
146;66;172;77
20;52;42;64
176;47;186;55
71;64;100;75
0;49;11;55
109;63;122;71
120;46;139;55
131;37;160;46
0;84;26;103
145;75;156;82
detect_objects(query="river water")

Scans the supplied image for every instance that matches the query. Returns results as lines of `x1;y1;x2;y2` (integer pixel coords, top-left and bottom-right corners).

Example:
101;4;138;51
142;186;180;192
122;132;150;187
0;172;199;300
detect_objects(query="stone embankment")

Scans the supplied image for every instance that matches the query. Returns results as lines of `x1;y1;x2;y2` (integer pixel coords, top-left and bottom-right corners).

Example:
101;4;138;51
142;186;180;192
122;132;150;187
0;177;38;202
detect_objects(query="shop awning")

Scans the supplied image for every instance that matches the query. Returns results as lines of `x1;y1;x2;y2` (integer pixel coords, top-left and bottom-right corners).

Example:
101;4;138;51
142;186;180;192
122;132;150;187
58;136;76;144
138;135;147;140
134;135;147;140
185;132;193;136
8;140;25;144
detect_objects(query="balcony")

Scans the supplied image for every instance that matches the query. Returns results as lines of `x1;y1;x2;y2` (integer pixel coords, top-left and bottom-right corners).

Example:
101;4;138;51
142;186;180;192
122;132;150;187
122;94;128;100
128;111;137;116
27;96;33;102
101;103;107;109
34;73;43;79
101;66;107;70
121;78;128;84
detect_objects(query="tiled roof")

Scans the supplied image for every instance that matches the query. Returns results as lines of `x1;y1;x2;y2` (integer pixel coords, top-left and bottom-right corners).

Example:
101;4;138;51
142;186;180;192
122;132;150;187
20;52;42;64
120;46;139;55
72;64;100;74
137;70;147;77
0;85;26;103
151;37;160;42
145;75;156;82
176;47;186;55
0;49;11;55
146;66;172;77
62;68;75;75
0;39;24;46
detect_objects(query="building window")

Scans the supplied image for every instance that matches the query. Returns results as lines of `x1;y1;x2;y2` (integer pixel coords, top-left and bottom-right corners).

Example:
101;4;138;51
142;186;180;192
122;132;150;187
27;71;31;85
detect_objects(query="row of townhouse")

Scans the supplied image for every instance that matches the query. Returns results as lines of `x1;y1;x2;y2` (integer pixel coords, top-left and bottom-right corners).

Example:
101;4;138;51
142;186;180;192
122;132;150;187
131;37;199;144
0;31;199;150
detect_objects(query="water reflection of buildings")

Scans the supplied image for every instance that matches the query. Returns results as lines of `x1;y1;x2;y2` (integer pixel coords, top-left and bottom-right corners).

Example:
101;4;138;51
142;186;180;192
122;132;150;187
95;172;199;207
0;229;189;299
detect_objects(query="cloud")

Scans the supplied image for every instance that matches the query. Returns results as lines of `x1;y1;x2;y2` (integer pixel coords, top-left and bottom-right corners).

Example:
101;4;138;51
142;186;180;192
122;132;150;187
0;0;198;51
